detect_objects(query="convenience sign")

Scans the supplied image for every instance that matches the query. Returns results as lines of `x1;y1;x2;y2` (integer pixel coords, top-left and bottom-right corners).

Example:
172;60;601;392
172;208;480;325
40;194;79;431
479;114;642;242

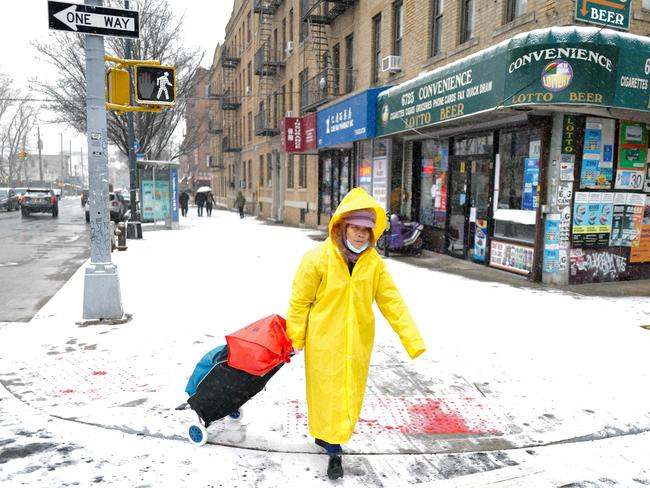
575;0;630;31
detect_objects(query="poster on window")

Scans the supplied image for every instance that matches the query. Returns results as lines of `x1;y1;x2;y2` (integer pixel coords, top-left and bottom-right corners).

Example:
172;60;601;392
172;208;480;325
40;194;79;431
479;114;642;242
579;119;614;189
618;122;647;170
560;155;575;181
610;193;645;247
358;159;372;194
630;196;650;263
522;158;539;210
571;192;614;247
615;169;645;190
560;205;572;248
474;219;488;263
490;240;534;275
372;156;388;209
141;180;170;221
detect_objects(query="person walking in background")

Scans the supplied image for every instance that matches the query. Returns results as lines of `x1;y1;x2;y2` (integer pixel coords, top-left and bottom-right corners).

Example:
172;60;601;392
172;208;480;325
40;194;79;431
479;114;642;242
179;191;189;217
235;191;246;219
286;187;426;480
206;191;215;217
195;191;206;217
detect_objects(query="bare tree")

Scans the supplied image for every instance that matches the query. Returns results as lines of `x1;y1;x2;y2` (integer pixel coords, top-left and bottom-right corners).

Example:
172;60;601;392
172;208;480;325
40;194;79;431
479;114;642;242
0;74;39;183
32;0;205;161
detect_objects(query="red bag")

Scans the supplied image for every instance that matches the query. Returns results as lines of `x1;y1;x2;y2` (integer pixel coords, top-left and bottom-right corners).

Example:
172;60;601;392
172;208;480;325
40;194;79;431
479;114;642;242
226;314;293;376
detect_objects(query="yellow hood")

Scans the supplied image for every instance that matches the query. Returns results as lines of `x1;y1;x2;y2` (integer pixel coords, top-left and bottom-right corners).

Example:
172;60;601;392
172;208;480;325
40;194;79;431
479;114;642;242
328;188;386;242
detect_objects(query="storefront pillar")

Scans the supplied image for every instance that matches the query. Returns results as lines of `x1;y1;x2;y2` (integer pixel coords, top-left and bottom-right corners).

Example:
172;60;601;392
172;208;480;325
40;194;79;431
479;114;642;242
542;113;570;286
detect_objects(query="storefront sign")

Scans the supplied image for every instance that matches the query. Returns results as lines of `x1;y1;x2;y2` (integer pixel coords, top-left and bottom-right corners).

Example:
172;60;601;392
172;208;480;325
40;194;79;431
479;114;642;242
579;118;614;189
617;121;647;170
474;219;488;263
377;28;650;137
372;157;388;209
610;192;645;247
489;240;534;275
170;167;178;223
572;192;614;247
317;88;384;148
281;114;317;154
522;158;539;211
631;196;650;263
562;115;578;154
574;0;630;31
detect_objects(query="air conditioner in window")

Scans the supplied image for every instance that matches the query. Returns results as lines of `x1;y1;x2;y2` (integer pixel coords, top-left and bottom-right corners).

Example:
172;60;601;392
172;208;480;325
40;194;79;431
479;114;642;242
286;41;294;55
381;55;402;73
285;110;293;117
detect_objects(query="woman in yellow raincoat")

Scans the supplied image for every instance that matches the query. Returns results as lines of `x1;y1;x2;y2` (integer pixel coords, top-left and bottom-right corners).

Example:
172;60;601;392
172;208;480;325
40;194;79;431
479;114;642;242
287;188;426;480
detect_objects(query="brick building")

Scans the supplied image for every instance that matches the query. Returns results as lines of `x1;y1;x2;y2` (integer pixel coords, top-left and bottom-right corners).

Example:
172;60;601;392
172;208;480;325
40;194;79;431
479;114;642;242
208;0;650;285
180;67;212;193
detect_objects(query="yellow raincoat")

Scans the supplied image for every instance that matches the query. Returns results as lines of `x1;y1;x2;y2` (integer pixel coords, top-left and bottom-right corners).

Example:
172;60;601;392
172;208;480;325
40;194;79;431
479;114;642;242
286;188;426;444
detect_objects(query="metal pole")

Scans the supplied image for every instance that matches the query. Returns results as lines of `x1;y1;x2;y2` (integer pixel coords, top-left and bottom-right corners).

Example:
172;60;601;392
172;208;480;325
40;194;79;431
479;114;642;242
82;0;123;321
69;140;73;178
125;0;142;239
81;146;85;185
60;133;64;178
37;127;43;182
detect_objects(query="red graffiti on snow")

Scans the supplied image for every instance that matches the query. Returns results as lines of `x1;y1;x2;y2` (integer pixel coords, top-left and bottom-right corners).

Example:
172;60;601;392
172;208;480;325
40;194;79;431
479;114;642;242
91;371;108;376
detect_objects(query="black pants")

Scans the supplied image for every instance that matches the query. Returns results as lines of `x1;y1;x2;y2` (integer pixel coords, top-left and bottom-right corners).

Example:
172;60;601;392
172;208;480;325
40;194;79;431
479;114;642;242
181;204;188;216
238;206;244;218
206;205;213;216
197;204;204;216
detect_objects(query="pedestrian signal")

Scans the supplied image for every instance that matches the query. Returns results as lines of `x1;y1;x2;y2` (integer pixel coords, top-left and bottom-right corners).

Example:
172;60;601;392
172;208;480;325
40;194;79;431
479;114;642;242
134;65;176;105
106;67;130;106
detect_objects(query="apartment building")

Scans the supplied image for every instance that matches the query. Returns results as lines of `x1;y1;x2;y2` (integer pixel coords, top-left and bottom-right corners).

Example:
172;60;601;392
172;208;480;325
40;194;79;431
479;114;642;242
208;0;650;285
179;67;212;193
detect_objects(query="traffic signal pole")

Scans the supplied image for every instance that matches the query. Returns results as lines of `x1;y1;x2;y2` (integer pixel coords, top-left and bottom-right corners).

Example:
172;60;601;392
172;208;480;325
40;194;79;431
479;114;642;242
124;0;142;239
82;0;124;321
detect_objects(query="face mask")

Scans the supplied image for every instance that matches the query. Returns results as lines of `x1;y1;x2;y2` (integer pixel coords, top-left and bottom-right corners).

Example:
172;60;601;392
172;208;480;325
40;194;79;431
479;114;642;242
346;239;369;254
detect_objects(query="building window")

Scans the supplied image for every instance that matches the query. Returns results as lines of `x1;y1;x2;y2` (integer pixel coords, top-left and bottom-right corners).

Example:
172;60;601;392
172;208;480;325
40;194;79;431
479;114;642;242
248;160;252;189
206;155;213;167
259;155;264;187
431;0;443;56
345;34;354;93
332;43;340;95
372;15;382;84
288;79;294;113
459;0;474;44
247;11;251;44
247;61;252;90
282;18;287;57
299;155;307;188
287;155;294;188
242;159;247;187
299;69;308;112
300;0;308;42
393;2;404;58
281;85;286;117
289;8;294;42
506;0;527;22
267;153;273;188
247;112;252;143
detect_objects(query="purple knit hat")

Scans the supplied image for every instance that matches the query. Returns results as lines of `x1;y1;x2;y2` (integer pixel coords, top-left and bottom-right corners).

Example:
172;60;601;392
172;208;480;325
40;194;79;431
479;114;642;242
343;209;376;229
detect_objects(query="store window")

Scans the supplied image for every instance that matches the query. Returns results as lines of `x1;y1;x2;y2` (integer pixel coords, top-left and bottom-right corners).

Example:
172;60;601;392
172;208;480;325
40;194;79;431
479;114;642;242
267;153;273;188
357;140;373;194
430;0;443;57
459;0;474;45
420;139;449;229
372;15;382;84
299;155;307;188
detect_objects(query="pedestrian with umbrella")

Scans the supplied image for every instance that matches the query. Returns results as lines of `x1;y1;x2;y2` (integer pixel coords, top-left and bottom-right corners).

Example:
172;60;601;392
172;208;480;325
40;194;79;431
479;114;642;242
195;186;210;217
286;187;426;480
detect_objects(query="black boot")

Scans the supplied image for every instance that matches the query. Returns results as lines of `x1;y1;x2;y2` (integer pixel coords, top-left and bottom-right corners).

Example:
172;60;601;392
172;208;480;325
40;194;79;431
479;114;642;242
327;455;343;480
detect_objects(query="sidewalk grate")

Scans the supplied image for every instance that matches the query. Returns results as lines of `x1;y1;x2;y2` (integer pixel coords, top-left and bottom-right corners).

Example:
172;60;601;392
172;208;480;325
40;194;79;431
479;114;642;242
286;396;509;436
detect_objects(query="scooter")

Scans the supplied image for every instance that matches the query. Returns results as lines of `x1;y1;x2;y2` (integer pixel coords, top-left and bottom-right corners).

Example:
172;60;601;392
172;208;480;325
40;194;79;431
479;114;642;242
377;213;424;256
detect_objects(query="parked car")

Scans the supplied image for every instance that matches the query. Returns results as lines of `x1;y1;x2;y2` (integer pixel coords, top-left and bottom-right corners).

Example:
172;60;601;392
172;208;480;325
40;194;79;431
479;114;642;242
0;188;20;211
85;191;128;223
21;188;58;217
52;188;62;200
14;187;28;205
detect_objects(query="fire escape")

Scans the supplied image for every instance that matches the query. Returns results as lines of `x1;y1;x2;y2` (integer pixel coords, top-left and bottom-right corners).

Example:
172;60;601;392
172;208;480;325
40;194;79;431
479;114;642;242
254;0;283;137
300;0;355;112
220;47;242;153
207;69;224;172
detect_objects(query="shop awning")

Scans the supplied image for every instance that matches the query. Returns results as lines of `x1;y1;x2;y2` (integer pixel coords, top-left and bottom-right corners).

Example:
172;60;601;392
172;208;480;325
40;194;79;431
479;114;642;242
377;27;650;137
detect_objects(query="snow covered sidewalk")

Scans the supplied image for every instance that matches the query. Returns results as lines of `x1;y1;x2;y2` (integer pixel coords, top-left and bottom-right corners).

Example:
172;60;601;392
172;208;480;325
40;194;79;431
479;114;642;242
2;208;650;485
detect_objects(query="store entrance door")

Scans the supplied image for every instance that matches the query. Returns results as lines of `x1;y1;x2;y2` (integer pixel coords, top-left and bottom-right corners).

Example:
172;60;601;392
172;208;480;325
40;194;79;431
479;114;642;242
447;157;492;260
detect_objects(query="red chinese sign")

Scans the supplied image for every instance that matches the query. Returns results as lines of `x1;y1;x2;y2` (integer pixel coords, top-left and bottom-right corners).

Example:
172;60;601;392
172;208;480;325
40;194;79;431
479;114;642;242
281;114;318;154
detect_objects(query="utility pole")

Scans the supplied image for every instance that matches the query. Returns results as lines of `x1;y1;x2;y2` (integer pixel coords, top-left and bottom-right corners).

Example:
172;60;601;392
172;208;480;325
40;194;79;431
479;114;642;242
125;0;142;239
69;140;73;178
60;133;64;178
82;0;123;320
37;127;43;182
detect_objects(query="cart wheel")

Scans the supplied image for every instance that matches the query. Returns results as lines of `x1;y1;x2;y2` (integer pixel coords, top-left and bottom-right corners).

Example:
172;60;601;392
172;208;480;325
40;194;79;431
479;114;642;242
228;408;244;421
187;423;208;446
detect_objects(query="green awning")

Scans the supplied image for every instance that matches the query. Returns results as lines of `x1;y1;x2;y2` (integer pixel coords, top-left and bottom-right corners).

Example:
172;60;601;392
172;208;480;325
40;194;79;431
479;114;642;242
377;27;650;137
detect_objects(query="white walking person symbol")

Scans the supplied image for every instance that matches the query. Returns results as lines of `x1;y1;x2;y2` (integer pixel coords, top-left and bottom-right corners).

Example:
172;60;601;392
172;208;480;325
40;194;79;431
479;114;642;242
156;72;172;100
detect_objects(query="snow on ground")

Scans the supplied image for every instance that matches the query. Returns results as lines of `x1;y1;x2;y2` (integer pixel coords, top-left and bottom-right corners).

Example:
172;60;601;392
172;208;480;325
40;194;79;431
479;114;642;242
1;208;650;486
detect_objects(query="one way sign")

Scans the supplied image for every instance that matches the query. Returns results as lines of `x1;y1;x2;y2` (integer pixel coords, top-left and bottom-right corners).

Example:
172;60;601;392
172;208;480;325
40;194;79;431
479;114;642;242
48;1;139;39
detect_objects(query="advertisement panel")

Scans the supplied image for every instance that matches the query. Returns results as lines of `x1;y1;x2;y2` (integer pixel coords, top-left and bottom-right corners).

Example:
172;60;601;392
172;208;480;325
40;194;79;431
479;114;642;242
489;240;534;275
280;114;317;154
571;192;614;247
630;196;650;263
